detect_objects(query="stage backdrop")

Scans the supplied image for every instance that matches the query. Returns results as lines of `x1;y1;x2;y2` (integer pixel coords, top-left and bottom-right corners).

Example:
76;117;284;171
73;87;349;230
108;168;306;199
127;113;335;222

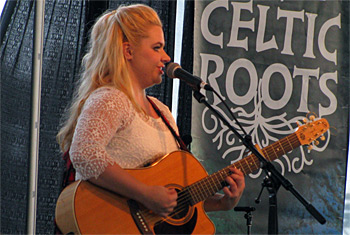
191;0;349;234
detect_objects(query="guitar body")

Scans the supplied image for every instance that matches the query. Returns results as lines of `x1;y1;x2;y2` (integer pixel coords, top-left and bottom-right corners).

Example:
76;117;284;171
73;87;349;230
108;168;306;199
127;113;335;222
55;151;216;234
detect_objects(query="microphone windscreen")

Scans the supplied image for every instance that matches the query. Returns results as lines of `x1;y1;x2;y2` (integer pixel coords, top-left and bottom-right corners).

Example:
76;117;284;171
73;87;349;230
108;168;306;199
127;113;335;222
166;62;181;78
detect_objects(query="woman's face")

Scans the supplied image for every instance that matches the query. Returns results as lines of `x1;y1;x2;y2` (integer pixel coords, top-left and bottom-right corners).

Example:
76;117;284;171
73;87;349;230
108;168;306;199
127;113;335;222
125;25;171;89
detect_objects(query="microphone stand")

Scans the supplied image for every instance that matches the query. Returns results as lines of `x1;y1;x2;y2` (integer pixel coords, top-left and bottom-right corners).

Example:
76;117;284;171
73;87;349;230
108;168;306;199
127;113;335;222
192;90;326;233
234;207;256;235
266;173;280;234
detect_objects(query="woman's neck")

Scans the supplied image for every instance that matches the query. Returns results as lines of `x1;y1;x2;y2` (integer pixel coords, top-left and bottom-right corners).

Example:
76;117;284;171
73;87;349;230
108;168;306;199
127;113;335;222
133;87;159;119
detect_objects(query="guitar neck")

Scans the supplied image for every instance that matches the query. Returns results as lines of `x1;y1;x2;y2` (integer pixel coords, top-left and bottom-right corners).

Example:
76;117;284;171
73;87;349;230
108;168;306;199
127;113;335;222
232;132;300;176
185;132;300;205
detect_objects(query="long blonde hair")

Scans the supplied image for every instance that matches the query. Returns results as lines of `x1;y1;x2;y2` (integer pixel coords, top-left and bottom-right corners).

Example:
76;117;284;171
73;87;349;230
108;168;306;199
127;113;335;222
57;4;162;152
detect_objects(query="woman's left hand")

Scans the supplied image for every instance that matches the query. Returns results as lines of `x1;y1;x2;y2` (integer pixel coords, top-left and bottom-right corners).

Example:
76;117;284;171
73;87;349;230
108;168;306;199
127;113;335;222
219;167;245;211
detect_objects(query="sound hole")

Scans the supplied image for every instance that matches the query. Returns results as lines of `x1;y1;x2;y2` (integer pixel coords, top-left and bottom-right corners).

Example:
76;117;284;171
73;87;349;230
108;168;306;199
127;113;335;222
169;188;190;220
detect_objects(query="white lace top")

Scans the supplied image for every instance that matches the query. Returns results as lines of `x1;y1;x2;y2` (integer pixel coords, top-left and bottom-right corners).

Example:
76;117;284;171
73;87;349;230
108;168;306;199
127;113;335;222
69;87;180;180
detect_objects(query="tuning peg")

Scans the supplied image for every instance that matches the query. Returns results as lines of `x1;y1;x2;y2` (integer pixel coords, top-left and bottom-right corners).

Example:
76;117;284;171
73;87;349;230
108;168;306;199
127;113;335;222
307;145;313;150
320;135;326;141
314;140;319;146
303;118;308;123
309;115;315;121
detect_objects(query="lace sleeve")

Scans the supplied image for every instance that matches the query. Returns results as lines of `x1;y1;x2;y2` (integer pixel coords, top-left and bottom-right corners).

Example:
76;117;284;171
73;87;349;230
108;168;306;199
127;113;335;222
69;87;133;180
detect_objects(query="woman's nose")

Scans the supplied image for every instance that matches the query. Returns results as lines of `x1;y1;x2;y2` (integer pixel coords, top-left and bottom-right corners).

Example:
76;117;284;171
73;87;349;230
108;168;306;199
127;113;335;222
162;50;171;63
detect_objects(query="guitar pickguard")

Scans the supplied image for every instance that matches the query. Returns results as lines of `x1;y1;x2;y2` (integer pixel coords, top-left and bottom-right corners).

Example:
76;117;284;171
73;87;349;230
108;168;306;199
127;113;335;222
153;208;197;234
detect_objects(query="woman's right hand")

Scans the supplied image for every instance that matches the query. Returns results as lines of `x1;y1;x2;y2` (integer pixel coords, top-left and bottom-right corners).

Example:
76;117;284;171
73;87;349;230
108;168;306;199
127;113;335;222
140;185;178;217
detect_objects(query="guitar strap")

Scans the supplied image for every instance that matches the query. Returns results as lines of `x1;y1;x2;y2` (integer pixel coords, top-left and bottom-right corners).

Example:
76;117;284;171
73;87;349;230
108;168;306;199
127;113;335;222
147;96;190;152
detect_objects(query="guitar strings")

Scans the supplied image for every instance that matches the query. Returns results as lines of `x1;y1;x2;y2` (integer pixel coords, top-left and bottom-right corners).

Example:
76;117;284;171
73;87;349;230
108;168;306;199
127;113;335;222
140;173;228;224
139;132;307;226
144;121;328;225
139;189;195;224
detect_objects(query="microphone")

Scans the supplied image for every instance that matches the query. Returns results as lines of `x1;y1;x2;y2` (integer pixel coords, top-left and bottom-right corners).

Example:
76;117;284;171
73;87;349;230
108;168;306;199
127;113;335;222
166;62;213;91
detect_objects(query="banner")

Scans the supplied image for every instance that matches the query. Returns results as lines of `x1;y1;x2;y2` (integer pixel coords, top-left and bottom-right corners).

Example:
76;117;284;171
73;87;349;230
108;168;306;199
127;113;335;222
192;0;349;233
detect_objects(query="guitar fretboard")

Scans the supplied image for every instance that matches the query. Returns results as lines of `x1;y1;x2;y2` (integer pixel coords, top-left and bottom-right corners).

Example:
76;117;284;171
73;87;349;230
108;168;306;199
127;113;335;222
183;132;300;205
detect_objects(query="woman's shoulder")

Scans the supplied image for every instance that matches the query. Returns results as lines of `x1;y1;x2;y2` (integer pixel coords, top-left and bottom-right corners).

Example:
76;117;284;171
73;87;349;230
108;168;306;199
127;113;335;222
148;96;170;112
148;96;178;131
85;86;132;110
88;86;130;103
92;86;127;98
148;96;175;122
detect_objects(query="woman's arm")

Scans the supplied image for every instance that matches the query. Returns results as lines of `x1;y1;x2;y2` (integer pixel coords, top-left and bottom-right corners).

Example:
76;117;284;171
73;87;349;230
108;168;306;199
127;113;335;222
88;163;177;217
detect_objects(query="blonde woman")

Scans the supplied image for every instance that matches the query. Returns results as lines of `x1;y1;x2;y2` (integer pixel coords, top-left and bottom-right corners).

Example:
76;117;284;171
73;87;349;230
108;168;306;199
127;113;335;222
57;4;245;224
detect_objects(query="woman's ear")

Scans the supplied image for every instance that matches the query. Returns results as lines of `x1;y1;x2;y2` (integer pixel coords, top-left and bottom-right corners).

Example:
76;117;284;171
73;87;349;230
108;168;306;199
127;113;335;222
123;42;133;60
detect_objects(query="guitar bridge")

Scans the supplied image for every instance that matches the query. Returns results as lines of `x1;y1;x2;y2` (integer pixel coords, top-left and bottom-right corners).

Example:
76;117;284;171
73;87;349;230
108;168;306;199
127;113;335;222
127;199;153;234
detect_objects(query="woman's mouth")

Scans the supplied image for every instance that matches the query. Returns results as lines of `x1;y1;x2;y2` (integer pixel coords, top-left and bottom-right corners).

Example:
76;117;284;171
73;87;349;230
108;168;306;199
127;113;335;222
158;66;165;75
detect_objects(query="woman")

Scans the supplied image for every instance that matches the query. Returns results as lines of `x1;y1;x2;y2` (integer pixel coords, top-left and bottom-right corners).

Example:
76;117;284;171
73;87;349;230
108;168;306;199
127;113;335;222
57;4;245;220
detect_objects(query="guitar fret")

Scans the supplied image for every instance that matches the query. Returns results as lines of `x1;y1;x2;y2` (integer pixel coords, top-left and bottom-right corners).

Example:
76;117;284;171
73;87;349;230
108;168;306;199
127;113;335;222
203;178;212;198
207;178;215;196
208;177;217;195
237;161;246;175
291;134;299;149
197;181;206;201
261;148;270;162
188;186;199;204
278;141;286;154
286;136;294;151
269;145;278;159
219;169;227;186
210;174;220;192
262;147;272;161
199;180;207;199
250;155;259;170
271;143;280;157
203;178;212;200
193;183;202;202
244;158;252;173
213;173;222;191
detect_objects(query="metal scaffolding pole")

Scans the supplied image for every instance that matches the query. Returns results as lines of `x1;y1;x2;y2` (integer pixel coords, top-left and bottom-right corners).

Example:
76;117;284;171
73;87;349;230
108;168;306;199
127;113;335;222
27;0;45;233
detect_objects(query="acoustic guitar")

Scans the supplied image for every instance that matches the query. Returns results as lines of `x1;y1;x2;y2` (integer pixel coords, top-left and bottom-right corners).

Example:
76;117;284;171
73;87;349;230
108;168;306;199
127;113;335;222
55;118;329;234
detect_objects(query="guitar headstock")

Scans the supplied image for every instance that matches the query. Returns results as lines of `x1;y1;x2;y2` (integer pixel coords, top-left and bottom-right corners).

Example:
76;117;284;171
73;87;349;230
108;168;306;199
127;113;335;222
296;117;329;147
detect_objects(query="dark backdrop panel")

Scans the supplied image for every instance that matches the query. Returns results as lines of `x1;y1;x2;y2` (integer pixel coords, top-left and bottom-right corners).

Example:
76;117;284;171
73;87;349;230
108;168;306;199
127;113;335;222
1;0;178;234
1;1;34;233
36;1;88;233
